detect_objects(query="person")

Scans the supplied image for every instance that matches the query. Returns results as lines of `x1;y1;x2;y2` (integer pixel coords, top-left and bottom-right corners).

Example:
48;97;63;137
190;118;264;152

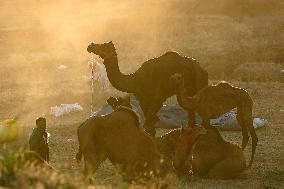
29;117;50;162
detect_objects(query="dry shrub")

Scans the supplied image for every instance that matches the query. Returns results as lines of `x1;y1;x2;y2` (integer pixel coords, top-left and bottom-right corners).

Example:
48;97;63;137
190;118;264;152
0;147;86;189
231;62;283;82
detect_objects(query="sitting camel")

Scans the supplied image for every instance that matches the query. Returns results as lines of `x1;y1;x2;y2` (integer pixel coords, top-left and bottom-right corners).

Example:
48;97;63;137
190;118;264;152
170;73;258;167
156;127;246;179
173;127;246;178
76;106;167;180
87;41;208;136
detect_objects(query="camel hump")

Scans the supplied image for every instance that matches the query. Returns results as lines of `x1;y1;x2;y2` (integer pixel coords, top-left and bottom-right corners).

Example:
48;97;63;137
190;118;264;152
162;51;181;58
216;81;233;88
162;51;199;65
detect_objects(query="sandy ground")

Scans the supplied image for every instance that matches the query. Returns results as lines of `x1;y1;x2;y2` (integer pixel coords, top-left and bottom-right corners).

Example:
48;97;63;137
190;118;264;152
1;80;283;188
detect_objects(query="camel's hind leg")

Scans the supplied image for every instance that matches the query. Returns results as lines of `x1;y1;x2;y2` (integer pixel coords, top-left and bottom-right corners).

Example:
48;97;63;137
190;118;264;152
187;110;196;128
237;114;249;150
244;117;258;167
237;108;258;167
83;152;106;177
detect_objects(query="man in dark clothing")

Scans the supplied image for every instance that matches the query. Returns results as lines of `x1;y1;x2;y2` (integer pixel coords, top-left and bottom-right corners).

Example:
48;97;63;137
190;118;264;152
29;117;50;162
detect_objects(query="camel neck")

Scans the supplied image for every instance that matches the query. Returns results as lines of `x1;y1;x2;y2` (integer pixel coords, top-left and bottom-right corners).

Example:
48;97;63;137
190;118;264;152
103;56;137;93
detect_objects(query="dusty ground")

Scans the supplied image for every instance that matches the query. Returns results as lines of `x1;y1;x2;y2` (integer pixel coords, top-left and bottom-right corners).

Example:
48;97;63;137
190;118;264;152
1;80;283;188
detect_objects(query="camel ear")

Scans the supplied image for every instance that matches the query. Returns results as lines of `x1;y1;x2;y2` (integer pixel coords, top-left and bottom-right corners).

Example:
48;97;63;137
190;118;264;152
107;97;118;107
108;41;113;44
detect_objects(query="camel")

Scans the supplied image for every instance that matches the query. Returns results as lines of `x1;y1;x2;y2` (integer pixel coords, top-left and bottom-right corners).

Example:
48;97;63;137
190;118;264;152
173;127;246;178
156;127;246;179
87;41;208;136
76;106;166;180
171;73;258;167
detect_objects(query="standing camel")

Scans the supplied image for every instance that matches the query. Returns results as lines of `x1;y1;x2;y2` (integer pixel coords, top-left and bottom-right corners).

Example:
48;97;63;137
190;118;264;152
87;41;208;136
171;73;258;167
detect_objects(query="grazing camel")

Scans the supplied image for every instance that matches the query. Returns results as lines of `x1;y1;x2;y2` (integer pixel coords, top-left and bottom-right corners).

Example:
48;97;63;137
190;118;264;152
87;41;208;136
76;106;166;180
156;127;246;178
171;73;258;167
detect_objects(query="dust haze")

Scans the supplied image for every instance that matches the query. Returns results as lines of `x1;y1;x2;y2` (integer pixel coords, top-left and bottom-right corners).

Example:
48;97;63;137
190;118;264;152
0;0;283;124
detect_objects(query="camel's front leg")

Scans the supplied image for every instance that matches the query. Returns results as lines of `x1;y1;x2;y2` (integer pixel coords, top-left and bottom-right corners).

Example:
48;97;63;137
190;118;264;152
144;115;158;136
144;102;163;137
187;110;196;128
83;152;106;178
201;116;211;129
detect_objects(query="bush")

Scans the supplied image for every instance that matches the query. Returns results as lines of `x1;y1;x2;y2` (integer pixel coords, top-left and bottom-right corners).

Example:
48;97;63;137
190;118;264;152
0;147;85;189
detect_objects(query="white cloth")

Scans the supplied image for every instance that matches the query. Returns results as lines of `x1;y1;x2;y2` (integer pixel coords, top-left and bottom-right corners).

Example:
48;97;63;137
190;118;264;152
50;103;83;117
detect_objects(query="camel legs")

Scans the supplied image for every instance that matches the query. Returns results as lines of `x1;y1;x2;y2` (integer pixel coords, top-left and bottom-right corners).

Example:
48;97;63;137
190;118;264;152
144;115;159;136
201;117;211;129
187;110;196;128
244;118;258;167
83;152;106;177
237;111;258;167
143;102;163;136
236;114;249;150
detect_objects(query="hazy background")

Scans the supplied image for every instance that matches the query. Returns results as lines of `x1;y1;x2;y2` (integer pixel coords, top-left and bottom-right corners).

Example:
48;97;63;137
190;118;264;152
0;1;283;188
0;0;283;123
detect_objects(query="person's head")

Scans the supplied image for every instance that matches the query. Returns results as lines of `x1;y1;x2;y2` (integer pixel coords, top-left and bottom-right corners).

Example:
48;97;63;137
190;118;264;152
36;117;46;131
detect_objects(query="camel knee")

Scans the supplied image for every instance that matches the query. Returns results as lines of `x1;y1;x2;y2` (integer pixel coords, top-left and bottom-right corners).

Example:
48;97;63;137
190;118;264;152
144;116;158;136
145;127;156;136
200;116;210;128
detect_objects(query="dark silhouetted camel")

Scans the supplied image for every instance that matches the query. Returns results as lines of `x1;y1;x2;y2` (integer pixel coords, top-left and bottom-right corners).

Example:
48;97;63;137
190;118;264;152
87;41;208;136
171;73;258;167
76;106;167;181
173;127;246;178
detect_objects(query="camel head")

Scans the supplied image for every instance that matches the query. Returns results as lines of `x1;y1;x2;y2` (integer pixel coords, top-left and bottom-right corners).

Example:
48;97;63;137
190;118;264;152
169;73;186;93
172;127;193;174
87;41;116;59
173;127;208;175
170;73;183;86
107;95;132;110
